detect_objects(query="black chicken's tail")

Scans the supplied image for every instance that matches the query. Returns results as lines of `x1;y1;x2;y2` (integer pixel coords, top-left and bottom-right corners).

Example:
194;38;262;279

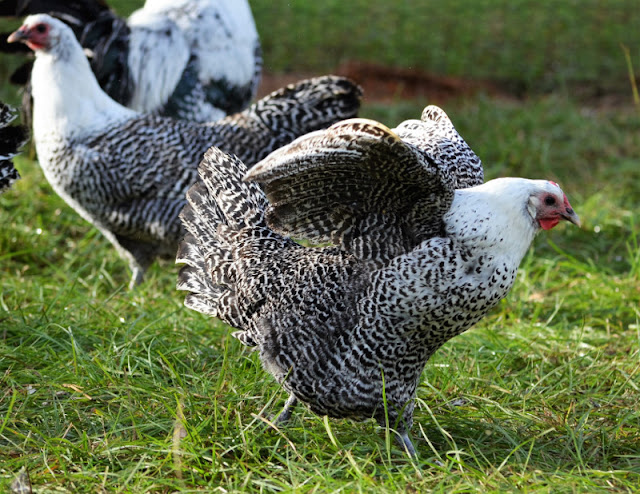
0;102;28;193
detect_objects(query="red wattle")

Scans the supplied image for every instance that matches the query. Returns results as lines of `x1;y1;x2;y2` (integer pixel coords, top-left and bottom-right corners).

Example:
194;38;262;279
26;41;46;51
539;218;560;230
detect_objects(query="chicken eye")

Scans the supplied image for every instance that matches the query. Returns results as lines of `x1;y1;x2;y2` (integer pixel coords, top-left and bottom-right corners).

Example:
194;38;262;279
544;196;556;206
35;23;47;34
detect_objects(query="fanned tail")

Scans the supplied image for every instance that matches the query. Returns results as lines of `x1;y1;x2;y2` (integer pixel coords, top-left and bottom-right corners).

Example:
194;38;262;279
0;102;28;193
176;147;272;334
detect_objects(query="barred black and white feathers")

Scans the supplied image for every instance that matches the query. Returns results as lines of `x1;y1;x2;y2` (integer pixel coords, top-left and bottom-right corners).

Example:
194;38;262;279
10;14;361;286
0;102;28;193
248;107;484;264
177;107;580;456
1;0;262;122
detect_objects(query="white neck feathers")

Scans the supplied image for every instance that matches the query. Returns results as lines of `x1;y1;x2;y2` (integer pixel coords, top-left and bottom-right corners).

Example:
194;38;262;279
30;24;135;141
445;178;540;266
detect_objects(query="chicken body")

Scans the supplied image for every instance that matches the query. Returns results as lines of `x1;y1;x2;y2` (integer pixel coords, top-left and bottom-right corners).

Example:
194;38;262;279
177;108;580;455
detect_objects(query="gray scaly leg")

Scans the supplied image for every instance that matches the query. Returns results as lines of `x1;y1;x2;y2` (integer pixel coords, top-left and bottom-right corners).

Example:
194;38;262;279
274;395;298;424
397;431;418;458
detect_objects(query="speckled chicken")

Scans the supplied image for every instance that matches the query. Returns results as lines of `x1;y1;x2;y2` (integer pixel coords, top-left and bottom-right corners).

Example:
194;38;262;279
176;106;581;456
0;102;28;193
1;0;262;122
8;14;361;286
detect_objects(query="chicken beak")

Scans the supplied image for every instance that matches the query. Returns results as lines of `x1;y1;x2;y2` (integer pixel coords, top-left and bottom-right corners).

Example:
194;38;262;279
562;209;581;228
7;28;29;44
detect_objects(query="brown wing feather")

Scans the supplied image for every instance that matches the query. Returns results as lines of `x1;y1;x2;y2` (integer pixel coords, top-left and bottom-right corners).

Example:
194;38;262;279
246;118;458;263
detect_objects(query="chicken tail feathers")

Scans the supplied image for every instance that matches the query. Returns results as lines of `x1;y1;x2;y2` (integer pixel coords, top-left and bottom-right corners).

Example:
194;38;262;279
219;75;363;166
253;75;362;143
176;147;270;331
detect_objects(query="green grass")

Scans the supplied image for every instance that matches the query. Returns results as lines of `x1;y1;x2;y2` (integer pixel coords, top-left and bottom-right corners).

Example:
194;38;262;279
249;0;640;94
1;0;640;491
1;97;639;492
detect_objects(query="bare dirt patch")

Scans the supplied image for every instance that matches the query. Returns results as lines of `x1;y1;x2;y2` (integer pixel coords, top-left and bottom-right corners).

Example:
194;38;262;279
257;60;639;109
258;61;501;104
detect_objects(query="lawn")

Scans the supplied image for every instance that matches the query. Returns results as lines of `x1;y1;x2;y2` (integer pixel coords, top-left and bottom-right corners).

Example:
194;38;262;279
1;1;639;492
